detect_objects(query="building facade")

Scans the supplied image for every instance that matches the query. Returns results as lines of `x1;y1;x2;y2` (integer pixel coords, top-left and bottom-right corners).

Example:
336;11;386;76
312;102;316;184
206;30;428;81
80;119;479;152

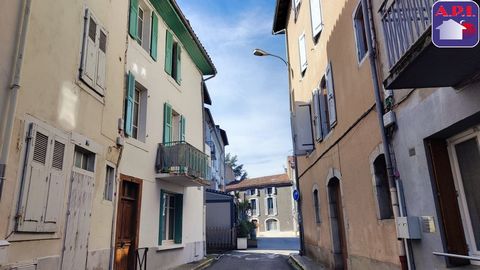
273;0;402;269
226;174;297;237
204;107;229;191
0;0;127;269
118;0;216;269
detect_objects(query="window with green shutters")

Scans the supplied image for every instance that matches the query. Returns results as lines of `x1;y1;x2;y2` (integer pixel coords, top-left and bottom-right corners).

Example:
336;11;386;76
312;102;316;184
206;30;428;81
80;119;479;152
163;103;172;143
124;72;135;137
164;30;182;84
129;0;158;60
159;190;183;245
125;72;147;141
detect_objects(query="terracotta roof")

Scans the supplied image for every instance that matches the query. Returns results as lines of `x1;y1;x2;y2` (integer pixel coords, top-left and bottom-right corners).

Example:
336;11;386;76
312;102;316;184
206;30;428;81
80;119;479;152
225;174;292;191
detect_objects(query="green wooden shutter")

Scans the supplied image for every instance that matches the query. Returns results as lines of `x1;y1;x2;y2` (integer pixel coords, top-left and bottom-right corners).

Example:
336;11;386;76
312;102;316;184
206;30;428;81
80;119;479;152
124;72;135;137
150;13;158;61
174;194;183;244
180;115;186;142
159;190;165;245
165;30;173;75
128;0;138;39
176;47;182;84
163;103;172;143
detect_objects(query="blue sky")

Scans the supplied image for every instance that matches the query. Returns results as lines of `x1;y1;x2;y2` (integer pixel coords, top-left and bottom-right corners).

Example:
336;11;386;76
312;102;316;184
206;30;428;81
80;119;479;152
176;0;292;178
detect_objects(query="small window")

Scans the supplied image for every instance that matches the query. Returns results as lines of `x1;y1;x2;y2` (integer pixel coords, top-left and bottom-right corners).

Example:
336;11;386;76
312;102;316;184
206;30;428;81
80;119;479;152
373;154;393;219
266;187;276;196
104;165;115;201
298;33;307;74
313;189;321;223
353;3;368;62
130;82;147;141
137;7;144;45
250;198;258;216
74;147;95;172
163;193;176;241
160;191;183;245
267;198;275;215
266;219;279;231
292;0;301;20
164;30;182;84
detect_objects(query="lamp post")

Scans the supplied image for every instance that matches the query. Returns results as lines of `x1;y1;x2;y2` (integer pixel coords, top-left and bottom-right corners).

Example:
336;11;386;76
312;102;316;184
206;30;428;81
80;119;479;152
253;48;305;256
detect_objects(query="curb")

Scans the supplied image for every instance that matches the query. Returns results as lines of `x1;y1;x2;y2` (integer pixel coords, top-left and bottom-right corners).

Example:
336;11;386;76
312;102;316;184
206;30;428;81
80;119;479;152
192;257;214;270
288;255;305;270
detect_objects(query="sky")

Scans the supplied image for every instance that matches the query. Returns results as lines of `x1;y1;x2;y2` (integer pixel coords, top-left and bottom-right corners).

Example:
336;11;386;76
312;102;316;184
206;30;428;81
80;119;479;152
176;0;292;178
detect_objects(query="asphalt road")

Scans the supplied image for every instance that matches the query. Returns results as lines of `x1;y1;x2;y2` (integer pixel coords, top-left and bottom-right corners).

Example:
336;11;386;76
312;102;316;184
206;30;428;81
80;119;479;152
206;237;299;270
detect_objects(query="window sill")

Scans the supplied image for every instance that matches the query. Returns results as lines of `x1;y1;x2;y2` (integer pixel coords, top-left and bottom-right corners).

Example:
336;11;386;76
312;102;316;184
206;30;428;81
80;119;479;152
6;231;62;242
131;37;156;64
126;138;148;152
156;243;184;251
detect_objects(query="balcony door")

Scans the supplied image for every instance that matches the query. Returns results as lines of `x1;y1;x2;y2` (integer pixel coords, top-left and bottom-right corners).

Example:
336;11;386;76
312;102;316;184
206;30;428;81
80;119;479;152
448;129;480;264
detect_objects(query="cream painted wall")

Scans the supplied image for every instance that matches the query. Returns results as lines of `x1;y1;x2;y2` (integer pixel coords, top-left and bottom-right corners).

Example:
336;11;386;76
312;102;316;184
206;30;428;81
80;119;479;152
0;0;127;267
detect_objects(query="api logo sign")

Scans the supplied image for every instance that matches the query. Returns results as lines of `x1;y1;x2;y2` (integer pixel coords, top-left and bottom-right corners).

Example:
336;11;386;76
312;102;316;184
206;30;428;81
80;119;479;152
432;0;480;48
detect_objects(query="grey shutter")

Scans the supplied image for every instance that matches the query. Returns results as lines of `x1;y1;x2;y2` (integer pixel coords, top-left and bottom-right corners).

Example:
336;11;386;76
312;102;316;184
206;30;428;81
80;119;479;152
95;28;107;93
298;34;307;73
83;12;98;86
326;62;337;127
293;104;314;155
310;0;323;37
312;89;322;141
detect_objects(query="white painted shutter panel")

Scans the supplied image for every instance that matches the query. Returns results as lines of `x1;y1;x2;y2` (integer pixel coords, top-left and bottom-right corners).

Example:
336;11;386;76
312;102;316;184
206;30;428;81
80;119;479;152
293;104;314;155
96;29;107;93
255;199;260;216
312;89;322;141
264;198;269;216
273;197;278;216
18;123;51;232
326;62;337;127
83;13;98;85
310;0;323;37
43;136;68;232
298;34;307;73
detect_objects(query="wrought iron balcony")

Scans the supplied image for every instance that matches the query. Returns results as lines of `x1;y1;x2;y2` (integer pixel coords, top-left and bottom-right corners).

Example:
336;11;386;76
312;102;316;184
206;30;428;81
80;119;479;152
381;0;480;89
155;141;211;186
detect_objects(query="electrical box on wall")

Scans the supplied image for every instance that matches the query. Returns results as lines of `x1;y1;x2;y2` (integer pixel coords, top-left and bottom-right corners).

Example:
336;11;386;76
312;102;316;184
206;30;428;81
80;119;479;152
396;216;422;239
0;240;10;265
383;111;396;128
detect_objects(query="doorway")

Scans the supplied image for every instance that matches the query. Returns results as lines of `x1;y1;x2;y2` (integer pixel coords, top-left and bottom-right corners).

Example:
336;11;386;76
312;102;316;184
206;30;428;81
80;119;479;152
328;177;348;270
114;175;142;270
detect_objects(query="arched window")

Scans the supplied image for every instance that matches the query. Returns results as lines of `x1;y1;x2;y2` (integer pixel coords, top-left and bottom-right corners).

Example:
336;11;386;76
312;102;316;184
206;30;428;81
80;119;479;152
313;189;321;223
265;218;279;231
373;154;393;219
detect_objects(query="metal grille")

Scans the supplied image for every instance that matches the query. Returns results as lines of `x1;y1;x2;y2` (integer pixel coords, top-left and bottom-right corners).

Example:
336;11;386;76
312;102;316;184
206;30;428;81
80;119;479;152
381;0;435;68
52;141;65;170
33;132;48;164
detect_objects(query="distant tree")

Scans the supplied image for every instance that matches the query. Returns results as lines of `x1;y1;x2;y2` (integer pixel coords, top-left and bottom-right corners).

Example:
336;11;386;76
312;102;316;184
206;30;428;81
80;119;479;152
226;153;248;180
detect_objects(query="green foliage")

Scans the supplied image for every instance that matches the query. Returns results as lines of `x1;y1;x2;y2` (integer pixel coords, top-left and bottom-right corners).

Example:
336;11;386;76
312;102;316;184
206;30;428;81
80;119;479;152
226;153;248;180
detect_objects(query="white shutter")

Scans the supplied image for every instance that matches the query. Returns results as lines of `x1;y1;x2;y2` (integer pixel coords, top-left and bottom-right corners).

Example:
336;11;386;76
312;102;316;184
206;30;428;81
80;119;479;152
326;62;337;127
312;89;322;141
298;34;307;73
83;12;98;85
310;0;323;37
273;197;278;216
43;136;68;232
264;198;269;216
293;104;314;155
18;123;51;232
95;29;107;93
272;187;277;195
255;199;260;216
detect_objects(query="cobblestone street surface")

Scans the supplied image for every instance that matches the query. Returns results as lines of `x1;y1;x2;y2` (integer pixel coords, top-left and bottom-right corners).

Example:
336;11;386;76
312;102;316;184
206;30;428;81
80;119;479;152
206;237;299;270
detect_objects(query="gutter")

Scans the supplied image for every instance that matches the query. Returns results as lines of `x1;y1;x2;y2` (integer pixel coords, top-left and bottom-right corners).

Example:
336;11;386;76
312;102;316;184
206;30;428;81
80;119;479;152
0;0;32;200
361;0;413;269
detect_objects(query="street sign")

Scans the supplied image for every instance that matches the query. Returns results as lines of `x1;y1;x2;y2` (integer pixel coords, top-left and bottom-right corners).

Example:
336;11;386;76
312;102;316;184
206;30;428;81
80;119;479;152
293;189;300;201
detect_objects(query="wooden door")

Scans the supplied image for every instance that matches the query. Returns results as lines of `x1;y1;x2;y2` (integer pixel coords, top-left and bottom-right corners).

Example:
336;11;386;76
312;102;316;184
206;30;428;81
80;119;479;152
61;169;95;270
328;178;348;270
334;182;348;270
115;176;142;270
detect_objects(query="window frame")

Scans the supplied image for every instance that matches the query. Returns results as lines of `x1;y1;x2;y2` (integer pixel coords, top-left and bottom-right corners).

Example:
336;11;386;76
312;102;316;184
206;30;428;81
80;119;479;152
162;192;176;243
353;1;369;64
313;189;321;223
104;164;115;201
265;218;280;232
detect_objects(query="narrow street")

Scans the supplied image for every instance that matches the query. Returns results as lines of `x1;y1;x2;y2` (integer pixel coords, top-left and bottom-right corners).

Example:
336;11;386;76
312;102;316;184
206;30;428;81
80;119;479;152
206;237;299;270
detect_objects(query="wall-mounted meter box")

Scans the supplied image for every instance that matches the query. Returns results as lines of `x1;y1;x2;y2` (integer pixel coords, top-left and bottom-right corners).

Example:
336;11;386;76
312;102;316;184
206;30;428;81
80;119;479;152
396;216;421;239
0;240;10;265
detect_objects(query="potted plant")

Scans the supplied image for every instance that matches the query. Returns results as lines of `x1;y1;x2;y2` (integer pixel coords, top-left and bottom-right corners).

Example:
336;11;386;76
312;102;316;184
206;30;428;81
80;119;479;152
237;220;249;250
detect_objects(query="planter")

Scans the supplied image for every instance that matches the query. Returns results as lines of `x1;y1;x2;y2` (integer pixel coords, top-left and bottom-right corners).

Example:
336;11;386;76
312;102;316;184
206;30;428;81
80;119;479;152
237;237;247;250
247;239;257;248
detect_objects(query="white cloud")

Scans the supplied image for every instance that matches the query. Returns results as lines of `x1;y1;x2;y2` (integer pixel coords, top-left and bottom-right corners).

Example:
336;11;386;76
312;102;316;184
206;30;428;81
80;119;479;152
178;1;291;177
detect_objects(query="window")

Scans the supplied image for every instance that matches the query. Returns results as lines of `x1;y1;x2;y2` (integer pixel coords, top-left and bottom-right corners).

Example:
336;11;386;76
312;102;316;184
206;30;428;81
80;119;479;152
310;0;323;39
80;9;107;95
165;30;182;84
312;62;337;141
159;191;183;245
124;72;147;141
353;2;368;62
373;155;393;220
129;0;158;59
249;198;259;216
298;33;307;74
74;147;95;172
248;189;258;196
17;122;68;233
266;187;276;195
163;103;186;143
292;0;301;20
104;165;115;201
266;219;279;231
293;103;314;155
313;189;321;223
265;197;278;216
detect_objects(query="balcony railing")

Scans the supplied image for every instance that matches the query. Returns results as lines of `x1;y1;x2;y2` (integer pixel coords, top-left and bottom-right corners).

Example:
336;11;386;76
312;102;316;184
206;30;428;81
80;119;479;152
155;141;210;180
381;0;435;68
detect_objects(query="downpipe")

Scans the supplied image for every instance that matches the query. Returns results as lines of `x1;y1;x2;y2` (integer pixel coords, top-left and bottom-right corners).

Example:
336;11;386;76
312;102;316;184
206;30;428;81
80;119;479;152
361;0;414;269
0;0;32;201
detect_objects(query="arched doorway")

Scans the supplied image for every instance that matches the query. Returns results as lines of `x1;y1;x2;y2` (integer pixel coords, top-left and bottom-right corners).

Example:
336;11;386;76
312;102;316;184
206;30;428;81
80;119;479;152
328;177;348;270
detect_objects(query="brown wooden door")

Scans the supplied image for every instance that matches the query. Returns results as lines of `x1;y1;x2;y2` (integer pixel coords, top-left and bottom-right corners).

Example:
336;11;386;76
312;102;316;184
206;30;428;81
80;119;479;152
328;178;348;270
115;177;142;270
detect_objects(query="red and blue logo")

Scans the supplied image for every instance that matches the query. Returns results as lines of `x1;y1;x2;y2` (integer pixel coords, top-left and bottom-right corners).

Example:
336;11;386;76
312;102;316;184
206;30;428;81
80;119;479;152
432;0;480;48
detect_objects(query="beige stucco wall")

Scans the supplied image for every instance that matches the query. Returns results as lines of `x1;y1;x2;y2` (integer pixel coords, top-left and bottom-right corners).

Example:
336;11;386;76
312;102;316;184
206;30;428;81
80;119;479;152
0;0;127;268
284;0;400;268
119;1;206;268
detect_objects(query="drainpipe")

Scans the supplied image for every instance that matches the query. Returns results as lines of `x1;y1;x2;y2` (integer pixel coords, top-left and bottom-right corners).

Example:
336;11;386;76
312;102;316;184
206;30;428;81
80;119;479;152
361;0;413;269
0;0;32;201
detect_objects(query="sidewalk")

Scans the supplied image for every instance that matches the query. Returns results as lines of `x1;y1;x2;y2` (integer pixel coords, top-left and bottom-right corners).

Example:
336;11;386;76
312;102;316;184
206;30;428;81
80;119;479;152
288;254;326;270
171;255;217;270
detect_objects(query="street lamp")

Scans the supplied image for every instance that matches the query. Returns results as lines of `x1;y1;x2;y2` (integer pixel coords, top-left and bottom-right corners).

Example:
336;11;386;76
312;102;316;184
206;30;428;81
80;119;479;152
252;47;305;256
